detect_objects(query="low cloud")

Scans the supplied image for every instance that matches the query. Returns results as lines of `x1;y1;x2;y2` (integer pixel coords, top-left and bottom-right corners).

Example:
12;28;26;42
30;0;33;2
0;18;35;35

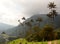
0;0;60;26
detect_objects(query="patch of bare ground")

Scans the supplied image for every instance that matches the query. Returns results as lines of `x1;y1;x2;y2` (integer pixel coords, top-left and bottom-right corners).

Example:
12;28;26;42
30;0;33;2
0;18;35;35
48;41;51;44
48;40;57;44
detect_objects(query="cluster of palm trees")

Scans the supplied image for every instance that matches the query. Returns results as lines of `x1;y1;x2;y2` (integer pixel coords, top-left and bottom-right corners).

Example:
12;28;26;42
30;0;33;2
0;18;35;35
47;2;58;26
18;2;58;28
17;2;58;41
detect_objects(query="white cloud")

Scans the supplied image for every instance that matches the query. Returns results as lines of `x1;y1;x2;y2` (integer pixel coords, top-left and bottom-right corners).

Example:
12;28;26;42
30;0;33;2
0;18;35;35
0;0;26;26
0;0;60;26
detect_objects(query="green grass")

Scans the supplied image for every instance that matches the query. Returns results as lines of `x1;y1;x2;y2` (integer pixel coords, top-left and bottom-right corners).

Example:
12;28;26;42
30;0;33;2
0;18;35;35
8;39;48;44
8;39;60;44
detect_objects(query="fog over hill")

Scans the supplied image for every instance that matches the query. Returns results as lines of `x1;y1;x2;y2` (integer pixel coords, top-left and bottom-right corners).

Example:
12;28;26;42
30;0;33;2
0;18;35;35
5;14;60;37
0;23;14;33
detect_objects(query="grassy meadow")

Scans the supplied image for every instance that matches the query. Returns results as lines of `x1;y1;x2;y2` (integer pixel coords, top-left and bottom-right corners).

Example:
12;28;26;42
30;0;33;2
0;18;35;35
8;38;60;44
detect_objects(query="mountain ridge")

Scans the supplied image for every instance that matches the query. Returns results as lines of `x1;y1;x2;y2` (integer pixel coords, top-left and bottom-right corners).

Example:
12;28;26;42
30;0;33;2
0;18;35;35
5;14;60;37
0;23;14;34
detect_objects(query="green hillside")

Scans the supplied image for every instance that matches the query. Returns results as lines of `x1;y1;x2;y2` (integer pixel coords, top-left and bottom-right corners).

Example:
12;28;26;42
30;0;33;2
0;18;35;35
8;38;28;44
8;38;48;44
8;38;60;44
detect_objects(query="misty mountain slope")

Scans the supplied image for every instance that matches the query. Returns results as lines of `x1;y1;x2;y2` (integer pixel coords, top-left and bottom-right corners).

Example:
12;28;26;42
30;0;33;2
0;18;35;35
5;14;60;37
0;23;14;33
0;23;15;43
30;14;60;28
54;15;60;28
5;25;24;36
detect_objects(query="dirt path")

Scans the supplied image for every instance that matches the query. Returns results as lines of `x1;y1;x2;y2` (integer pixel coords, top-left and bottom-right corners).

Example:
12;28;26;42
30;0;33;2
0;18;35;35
48;41;51;44
48;40;57;44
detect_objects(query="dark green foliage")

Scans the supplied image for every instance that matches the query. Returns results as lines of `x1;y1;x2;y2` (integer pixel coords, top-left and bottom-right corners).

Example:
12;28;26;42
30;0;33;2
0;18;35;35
17;2;59;42
26;24;58;42
56;31;60;39
1;32;6;34
41;25;57;41
25;26;41;42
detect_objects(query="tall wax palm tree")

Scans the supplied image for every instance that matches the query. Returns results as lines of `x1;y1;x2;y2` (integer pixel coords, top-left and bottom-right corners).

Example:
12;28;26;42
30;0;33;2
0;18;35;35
47;2;58;26
22;17;33;27
18;19;24;37
47;10;57;21
18;19;23;26
25;19;34;40
22;17;26;20
22;17;33;37
22;17;26;26
48;2;56;9
21;17;27;36
22;17;34;28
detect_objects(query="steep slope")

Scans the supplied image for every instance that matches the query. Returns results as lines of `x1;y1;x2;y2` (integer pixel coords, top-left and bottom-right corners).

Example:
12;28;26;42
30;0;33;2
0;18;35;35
5;14;60;37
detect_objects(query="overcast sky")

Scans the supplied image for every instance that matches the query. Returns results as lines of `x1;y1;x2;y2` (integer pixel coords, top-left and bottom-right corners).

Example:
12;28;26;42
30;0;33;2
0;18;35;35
0;0;60;26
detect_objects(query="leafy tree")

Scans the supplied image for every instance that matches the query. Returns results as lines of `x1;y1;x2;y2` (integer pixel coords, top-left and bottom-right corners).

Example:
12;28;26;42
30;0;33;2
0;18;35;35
1;32;6;34
26;25;42;42
40;24;57;41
